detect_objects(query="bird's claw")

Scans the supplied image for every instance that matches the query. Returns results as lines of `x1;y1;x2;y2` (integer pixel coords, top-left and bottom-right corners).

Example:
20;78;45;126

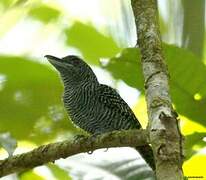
86;133;101;155
73;134;86;143
87;150;93;154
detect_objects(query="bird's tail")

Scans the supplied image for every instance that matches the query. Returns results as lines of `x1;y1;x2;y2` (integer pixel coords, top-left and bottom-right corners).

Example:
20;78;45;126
135;145;155;171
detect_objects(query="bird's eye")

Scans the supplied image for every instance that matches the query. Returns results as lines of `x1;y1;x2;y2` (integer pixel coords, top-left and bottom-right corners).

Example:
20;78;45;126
71;60;81;67
73;60;80;65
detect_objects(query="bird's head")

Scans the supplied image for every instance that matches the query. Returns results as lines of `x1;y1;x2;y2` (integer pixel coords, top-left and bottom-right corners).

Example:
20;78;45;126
45;55;97;84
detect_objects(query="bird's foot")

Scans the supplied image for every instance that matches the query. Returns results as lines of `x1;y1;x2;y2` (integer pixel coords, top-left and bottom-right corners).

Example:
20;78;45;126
87;150;93;154
86;133;101;155
73;134;87;143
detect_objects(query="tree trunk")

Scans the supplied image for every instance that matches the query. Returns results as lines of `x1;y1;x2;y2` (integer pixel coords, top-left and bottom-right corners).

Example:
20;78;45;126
131;0;184;179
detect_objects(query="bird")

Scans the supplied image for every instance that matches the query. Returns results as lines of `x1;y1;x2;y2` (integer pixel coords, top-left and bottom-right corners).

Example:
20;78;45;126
45;55;155;170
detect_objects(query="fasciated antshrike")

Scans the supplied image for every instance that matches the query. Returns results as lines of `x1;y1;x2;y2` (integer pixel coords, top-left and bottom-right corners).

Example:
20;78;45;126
45;55;155;170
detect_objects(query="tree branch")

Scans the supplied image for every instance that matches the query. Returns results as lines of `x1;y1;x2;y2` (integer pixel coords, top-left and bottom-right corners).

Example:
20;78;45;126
0;129;148;178
131;0;184;179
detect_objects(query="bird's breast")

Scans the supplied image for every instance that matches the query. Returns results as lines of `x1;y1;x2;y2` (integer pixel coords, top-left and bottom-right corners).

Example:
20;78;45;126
63;87;98;132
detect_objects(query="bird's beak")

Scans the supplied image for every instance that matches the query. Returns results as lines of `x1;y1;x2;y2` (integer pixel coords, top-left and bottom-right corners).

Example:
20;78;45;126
45;55;66;68
45;55;61;61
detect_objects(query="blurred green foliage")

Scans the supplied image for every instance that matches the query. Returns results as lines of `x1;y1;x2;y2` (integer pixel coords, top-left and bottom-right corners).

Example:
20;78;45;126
65;22;121;64
47;163;72;180
105;45;206;160
105;44;206;128
29;5;60;23
19;170;44;180
105;48;143;89
185;132;206;161
0;56;77;144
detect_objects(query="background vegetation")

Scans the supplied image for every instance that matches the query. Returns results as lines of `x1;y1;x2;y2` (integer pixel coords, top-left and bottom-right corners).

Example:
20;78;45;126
0;0;205;179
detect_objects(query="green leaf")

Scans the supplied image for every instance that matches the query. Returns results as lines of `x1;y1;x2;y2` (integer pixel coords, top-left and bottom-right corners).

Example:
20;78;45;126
105;48;143;89
64;22;121;65
29;5;60;23
0;56;77;144
0;132;17;157
165;45;206;127
0;0;27;8
184;132;206;160
0;0;14;8
105;44;206;127
47;163;72;180
19;170;44;180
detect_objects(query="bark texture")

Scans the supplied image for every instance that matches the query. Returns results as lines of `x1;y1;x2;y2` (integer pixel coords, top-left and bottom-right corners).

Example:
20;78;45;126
0;129;148;178
131;0;184;179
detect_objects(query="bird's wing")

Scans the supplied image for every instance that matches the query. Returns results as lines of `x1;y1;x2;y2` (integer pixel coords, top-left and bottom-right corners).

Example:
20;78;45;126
97;84;141;129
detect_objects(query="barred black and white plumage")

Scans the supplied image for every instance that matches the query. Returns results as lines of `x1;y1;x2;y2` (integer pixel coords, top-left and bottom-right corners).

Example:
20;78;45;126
64;83;141;134
45;55;155;170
